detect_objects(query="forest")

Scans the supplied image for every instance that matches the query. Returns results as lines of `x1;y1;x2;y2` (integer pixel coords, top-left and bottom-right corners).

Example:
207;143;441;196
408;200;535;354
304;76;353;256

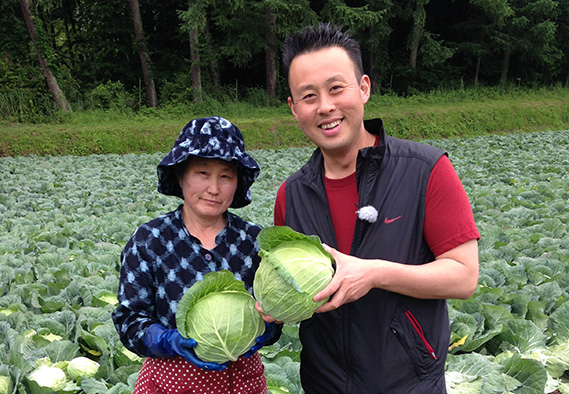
1;0;569;121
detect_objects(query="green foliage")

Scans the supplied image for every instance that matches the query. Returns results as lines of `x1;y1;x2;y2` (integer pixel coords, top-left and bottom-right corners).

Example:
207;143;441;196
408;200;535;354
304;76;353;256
0;52;62;123
89;81;134;111
0;0;28;59
178;0;208;33
3;0;569;118
0;89;60;123
1;130;569;392
160;73;275;109
419;31;456;68
320;0;381;30
2;86;568;157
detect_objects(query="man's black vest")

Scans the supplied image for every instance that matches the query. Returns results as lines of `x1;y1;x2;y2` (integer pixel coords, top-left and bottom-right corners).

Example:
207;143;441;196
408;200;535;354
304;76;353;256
284;119;449;394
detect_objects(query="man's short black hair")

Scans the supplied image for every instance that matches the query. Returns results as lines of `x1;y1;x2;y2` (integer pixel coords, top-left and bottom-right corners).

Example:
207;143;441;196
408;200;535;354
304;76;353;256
282;23;364;84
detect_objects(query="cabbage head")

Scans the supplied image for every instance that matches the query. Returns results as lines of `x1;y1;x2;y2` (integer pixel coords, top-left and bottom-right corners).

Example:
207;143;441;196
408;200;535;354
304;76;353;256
176;270;265;363
67;356;99;380
253;226;334;323
0;375;12;394
27;365;67;391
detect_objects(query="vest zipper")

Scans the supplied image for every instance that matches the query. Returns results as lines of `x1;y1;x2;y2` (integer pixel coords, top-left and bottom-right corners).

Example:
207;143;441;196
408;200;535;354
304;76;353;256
405;310;437;360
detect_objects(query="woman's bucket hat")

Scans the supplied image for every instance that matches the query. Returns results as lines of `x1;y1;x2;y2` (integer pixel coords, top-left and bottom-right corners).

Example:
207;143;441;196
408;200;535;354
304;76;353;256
157;116;260;208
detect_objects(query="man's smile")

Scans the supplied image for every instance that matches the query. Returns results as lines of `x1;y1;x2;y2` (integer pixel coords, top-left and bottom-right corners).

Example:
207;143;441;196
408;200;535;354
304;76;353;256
319;119;343;130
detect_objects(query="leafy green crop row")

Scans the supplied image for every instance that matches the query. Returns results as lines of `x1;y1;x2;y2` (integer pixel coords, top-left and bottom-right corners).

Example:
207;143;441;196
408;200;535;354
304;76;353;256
0;130;568;393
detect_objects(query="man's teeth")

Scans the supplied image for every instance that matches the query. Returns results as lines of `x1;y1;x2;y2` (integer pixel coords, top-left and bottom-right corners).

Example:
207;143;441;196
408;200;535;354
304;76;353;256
320;120;341;130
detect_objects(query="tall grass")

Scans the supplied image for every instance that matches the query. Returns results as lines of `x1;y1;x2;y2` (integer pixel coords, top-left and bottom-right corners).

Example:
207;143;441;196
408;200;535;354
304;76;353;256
366;85;569;140
0;89;61;123
1;85;568;157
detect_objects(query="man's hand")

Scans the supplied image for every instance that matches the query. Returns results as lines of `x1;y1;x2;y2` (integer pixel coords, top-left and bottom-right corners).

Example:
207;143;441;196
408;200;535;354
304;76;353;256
314;239;479;312
313;244;377;313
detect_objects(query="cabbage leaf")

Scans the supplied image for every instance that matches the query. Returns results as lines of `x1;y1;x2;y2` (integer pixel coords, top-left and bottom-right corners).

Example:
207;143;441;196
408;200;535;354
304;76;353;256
176;270;264;363
253;226;334;323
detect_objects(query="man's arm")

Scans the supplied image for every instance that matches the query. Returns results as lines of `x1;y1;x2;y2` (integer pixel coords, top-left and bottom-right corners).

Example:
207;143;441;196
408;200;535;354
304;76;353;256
273;181;286;226
314;239;479;313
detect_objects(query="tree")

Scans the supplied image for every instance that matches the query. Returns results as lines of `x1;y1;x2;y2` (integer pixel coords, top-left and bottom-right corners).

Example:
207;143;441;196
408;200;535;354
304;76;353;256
62;0;139;93
408;0;429;69
265;3;277;104
129;0;157;107
19;0;69;111
179;0;208;102
557;0;569;85
474;0;561;84
212;0;317;100
318;0;391;92
361;0;393;93
4;0;569;118
404;0;454;73
263;0;318;102
203;17;221;89
188;22;202;102
441;0;499;86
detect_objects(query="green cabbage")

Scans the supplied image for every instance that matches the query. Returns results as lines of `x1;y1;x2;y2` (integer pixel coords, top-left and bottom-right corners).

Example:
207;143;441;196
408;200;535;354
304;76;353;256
176;270;265;363
253;226;335;323
66;356;99;380
0;376;12;394
27;365;67;391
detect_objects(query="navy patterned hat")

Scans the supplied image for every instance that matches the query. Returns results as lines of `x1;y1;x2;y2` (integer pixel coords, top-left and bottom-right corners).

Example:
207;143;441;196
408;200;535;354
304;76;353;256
157;116;260;208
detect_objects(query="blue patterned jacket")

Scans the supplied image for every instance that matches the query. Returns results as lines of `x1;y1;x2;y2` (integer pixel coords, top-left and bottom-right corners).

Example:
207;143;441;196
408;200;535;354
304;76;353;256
112;204;262;356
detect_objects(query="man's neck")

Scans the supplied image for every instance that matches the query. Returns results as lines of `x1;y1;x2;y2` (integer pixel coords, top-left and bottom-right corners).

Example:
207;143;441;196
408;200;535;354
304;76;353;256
322;130;376;179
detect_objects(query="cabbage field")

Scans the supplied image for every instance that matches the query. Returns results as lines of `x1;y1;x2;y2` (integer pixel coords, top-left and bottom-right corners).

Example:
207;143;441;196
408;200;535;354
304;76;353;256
1;130;568;393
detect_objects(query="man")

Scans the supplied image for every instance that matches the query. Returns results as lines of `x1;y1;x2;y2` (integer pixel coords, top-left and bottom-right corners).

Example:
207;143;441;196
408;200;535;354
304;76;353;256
266;23;480;393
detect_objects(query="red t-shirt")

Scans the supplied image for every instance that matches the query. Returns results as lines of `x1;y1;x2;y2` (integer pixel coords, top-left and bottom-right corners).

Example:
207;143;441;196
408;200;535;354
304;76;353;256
273;155;479;257
323;172;359;254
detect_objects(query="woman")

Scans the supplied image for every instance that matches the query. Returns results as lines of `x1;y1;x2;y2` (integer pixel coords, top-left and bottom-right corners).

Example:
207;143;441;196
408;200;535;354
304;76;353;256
112;116;279;393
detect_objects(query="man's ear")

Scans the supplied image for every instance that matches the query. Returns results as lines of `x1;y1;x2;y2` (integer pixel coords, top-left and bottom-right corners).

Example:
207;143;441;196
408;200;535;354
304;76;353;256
288;96;299;120
360;74;371;104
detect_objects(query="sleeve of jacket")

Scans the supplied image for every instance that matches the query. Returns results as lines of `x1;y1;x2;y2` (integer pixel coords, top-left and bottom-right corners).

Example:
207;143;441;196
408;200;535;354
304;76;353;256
112;226;158;357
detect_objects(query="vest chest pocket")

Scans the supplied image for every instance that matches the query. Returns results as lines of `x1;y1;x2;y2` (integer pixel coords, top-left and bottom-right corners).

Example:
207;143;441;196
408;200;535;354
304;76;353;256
390;304;438;381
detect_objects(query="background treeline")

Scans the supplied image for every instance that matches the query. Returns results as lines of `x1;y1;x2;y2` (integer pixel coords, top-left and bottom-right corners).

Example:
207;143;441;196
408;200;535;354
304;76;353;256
1;0;569;122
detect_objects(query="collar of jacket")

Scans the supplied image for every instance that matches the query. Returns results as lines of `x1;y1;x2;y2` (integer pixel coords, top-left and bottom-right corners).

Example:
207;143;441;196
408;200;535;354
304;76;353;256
359;118;387;160
300;118;387;181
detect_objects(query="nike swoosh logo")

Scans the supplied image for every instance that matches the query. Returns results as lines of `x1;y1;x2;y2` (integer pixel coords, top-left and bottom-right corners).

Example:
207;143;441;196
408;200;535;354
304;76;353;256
384;215;402;224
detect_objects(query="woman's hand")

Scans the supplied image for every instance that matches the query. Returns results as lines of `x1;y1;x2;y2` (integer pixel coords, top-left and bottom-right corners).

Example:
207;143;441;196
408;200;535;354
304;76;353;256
144;323;229;371
254;302;283;324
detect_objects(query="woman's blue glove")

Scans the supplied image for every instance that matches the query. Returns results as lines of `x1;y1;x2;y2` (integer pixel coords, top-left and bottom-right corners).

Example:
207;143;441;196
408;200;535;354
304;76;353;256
243;322;278;358
143;323;228;371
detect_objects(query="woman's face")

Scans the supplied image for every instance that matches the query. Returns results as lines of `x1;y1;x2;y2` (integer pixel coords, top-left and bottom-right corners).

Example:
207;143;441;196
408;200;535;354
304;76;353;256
179;158;238;221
